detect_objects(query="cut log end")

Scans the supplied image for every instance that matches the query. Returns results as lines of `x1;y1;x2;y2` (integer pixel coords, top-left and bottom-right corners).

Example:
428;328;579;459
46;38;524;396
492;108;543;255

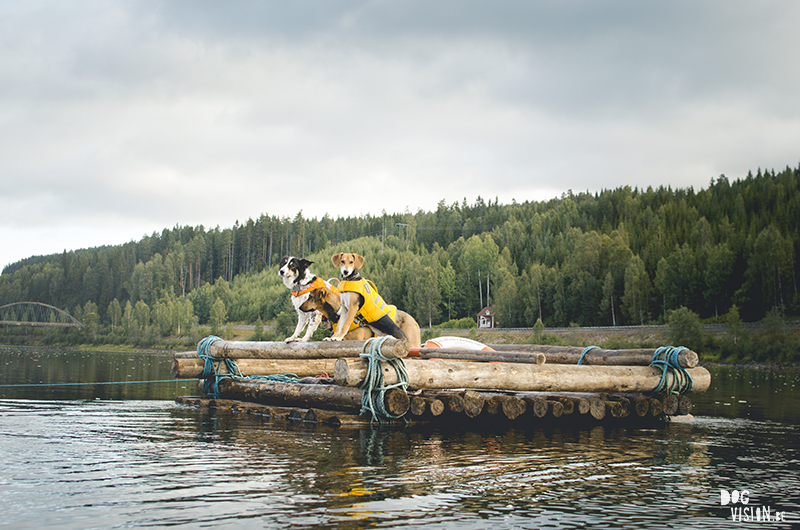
384;387;410;417
589;398;606;420
429;399;445;416
462;390;485;418
502;396;527;420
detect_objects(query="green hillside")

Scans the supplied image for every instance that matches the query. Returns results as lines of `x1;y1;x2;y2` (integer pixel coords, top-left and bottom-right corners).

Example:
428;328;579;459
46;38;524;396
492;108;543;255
2;165;799;360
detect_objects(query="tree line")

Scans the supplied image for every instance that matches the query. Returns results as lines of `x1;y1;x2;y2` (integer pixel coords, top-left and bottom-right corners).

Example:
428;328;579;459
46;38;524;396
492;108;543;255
1;165;799;348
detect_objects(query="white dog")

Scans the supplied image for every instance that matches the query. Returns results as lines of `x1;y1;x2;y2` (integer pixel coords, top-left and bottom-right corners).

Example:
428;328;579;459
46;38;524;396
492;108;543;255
278;256;329;342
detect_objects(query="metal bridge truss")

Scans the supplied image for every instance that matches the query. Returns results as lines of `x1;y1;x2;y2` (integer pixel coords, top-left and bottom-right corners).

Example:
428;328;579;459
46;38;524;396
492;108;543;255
0;302;84;329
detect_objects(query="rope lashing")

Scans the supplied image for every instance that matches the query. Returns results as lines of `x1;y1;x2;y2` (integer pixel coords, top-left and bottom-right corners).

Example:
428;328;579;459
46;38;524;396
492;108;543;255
358;336;409;423
650;346;694;395
197;335;300;398
577;345;600;365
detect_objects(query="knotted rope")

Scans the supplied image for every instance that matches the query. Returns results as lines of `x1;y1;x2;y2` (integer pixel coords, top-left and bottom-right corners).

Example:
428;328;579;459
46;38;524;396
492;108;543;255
650;346;693;395
197;335;300;398
358;336;409;423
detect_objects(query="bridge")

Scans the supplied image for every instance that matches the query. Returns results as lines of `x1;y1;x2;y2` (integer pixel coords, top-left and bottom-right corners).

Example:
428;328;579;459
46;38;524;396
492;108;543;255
0;302;84;329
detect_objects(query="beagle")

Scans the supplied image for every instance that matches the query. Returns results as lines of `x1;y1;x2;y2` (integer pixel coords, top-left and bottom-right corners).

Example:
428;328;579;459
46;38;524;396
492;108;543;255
328;252;417;345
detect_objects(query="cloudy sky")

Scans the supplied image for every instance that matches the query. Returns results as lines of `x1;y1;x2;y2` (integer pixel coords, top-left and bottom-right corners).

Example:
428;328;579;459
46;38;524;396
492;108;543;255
2;1;799;270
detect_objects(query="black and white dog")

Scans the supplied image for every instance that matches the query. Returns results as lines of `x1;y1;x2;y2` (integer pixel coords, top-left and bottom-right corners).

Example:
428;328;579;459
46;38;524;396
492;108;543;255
278;256;328;343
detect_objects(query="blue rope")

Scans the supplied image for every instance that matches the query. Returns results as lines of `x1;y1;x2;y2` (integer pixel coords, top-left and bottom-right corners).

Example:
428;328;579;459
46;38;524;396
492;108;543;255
358;336;409;423
650;346;693;395
197;335;300;398
577;345;599;365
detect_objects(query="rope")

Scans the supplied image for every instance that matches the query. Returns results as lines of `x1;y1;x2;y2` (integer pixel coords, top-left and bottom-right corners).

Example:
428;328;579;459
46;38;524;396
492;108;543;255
650;346;693;395
197;335;300;398
577;345;599;365
358;336;409;423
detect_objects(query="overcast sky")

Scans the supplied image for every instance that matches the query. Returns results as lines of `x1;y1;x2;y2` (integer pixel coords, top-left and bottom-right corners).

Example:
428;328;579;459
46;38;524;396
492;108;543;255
2;1;799;271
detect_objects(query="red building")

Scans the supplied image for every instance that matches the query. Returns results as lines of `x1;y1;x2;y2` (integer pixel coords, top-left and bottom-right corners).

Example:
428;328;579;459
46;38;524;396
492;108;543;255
477;306;497;328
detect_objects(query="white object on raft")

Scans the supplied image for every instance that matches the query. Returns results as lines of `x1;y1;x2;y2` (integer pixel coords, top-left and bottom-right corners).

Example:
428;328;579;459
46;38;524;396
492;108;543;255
423;336;494;351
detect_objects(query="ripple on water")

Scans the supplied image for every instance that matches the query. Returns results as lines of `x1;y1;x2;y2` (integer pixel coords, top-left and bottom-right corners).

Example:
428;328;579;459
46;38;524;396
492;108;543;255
1;398;799;529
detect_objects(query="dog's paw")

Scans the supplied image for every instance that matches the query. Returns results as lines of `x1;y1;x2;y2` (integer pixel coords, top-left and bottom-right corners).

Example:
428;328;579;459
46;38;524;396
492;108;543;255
284;337;297;343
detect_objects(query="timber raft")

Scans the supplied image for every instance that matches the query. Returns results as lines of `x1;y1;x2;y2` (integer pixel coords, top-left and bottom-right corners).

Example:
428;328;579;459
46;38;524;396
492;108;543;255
173;337;709;428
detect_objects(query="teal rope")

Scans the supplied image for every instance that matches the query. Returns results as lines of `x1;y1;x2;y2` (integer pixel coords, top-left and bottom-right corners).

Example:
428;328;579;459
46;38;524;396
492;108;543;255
650;346;693;394
197;335;300;398
577;345;600;365
358;336;409;423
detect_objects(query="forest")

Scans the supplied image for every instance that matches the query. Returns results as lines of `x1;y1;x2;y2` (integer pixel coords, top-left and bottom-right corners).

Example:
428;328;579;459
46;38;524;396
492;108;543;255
1;165;799;360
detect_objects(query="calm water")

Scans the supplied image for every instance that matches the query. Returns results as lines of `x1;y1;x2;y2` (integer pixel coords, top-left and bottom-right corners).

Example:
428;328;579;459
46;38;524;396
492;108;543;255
1;346;798;529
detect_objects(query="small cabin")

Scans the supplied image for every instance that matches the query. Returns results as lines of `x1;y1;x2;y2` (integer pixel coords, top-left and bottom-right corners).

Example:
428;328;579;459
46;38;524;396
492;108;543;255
477;306;497;329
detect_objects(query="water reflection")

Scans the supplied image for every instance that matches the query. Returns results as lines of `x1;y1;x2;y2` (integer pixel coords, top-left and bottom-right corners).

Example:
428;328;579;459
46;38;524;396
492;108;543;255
0;346;190;400
1;347;799;529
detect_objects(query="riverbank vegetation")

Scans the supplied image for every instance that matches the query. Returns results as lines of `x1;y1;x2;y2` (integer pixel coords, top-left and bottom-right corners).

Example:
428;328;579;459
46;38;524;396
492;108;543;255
2;165;799;362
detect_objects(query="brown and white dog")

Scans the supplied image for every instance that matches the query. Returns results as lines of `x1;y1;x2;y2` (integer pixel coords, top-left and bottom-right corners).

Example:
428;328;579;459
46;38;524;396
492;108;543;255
327;252;420;346
300;283;421;348
278;256;329;343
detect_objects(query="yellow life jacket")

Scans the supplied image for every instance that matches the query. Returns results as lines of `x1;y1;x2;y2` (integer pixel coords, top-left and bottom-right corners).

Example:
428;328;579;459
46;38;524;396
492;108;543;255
334;278;397;332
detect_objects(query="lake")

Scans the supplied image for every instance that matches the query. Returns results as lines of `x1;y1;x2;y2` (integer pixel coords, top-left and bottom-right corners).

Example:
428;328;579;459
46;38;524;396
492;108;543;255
1;346;798;529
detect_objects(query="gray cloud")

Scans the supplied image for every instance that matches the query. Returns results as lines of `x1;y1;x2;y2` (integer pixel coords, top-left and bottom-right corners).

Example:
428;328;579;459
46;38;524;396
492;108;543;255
2;1;799;269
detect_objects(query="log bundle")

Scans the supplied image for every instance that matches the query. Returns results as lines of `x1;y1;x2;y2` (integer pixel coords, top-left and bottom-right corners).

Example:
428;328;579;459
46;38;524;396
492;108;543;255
173;339;708;427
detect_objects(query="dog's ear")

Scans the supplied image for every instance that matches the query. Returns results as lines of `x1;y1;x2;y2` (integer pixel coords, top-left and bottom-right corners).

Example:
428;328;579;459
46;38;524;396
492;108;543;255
299;258;313;268
308;289;321;304
331;253;343;267
353;254;365;269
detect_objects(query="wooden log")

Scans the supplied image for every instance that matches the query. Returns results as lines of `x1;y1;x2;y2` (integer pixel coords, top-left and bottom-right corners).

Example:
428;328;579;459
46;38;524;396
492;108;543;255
462;390;485;418
191;338;410;359
548;400;564;418
678;395;693;415
445;394;465;414
648;398;663;417
633;396;650;417
661;394;679;415
172;357;338;379
429;398;445;417
524;397;548;418
408;348;545;365
558;397;575;415
181;396;308;420
577;398;591;415
303;408;371;427
333;358;711;393
215;378;409;417
605;400;627;418
589;398;606;420
409;396;427;416
617;397;631;418
485;395;504;415
501;396;527;420
488;344;699;368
